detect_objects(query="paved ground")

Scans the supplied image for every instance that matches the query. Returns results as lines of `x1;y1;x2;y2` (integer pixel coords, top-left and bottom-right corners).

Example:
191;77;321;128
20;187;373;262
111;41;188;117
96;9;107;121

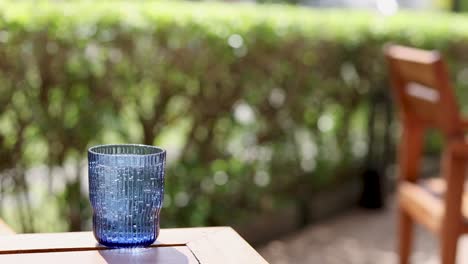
258;197;468;264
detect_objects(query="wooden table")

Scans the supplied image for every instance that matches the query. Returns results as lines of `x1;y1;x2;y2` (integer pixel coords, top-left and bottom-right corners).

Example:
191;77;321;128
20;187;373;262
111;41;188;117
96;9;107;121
0;227;268;263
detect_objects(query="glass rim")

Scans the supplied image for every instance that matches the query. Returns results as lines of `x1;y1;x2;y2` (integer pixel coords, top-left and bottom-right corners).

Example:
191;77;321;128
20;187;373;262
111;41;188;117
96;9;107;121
88;144;166;157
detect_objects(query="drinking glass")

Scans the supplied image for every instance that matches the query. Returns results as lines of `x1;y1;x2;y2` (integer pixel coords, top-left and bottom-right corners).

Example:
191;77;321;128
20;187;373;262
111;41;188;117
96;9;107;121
88;144;166;248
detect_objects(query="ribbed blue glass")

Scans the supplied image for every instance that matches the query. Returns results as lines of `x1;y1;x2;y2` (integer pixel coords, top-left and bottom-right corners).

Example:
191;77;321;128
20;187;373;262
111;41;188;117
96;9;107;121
88;144;166;248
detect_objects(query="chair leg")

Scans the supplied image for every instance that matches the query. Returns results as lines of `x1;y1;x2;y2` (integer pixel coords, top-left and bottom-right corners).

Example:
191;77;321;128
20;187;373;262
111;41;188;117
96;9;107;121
440;150;465;264
441;226;459;264
399;208;413;264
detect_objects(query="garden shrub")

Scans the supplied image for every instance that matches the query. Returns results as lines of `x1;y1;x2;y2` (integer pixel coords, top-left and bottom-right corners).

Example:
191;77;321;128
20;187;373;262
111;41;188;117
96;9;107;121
0;1;467;231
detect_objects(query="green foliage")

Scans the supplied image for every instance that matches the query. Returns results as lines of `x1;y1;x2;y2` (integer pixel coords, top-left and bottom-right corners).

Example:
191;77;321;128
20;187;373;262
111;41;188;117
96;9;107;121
0;1;466;231
256;0;301;4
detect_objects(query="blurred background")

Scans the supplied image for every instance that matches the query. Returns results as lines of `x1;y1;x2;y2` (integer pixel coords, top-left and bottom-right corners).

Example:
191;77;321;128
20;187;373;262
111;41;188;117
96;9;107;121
0;0;468;263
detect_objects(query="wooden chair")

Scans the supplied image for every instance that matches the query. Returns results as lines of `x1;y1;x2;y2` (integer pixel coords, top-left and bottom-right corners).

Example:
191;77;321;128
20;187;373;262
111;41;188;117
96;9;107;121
385;44;468;264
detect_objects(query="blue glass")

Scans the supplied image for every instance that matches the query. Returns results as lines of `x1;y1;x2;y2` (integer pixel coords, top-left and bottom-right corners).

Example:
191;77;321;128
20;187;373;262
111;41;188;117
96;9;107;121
88;144;166;248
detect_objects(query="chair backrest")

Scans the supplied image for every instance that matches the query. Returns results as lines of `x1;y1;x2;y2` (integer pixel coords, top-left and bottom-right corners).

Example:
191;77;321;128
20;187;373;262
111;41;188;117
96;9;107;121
385;44;462;137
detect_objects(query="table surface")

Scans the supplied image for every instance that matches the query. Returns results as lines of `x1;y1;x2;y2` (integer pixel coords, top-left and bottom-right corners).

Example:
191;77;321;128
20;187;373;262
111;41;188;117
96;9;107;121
0;227;268;264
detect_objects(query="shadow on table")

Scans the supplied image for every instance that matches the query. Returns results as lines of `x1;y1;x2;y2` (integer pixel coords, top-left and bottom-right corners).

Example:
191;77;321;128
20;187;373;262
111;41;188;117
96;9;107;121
98;246;192;264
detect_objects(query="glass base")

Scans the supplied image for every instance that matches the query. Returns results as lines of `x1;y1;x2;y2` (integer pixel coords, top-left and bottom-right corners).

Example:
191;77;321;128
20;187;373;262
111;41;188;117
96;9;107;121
96;235;156;248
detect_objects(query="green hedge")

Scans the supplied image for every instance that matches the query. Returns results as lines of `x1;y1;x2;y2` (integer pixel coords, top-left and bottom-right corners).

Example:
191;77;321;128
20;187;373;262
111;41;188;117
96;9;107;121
1;1;467;232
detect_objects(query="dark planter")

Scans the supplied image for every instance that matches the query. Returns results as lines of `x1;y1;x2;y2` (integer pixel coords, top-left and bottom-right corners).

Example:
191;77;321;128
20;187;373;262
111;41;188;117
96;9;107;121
234;202;301;246
307;177;361;222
